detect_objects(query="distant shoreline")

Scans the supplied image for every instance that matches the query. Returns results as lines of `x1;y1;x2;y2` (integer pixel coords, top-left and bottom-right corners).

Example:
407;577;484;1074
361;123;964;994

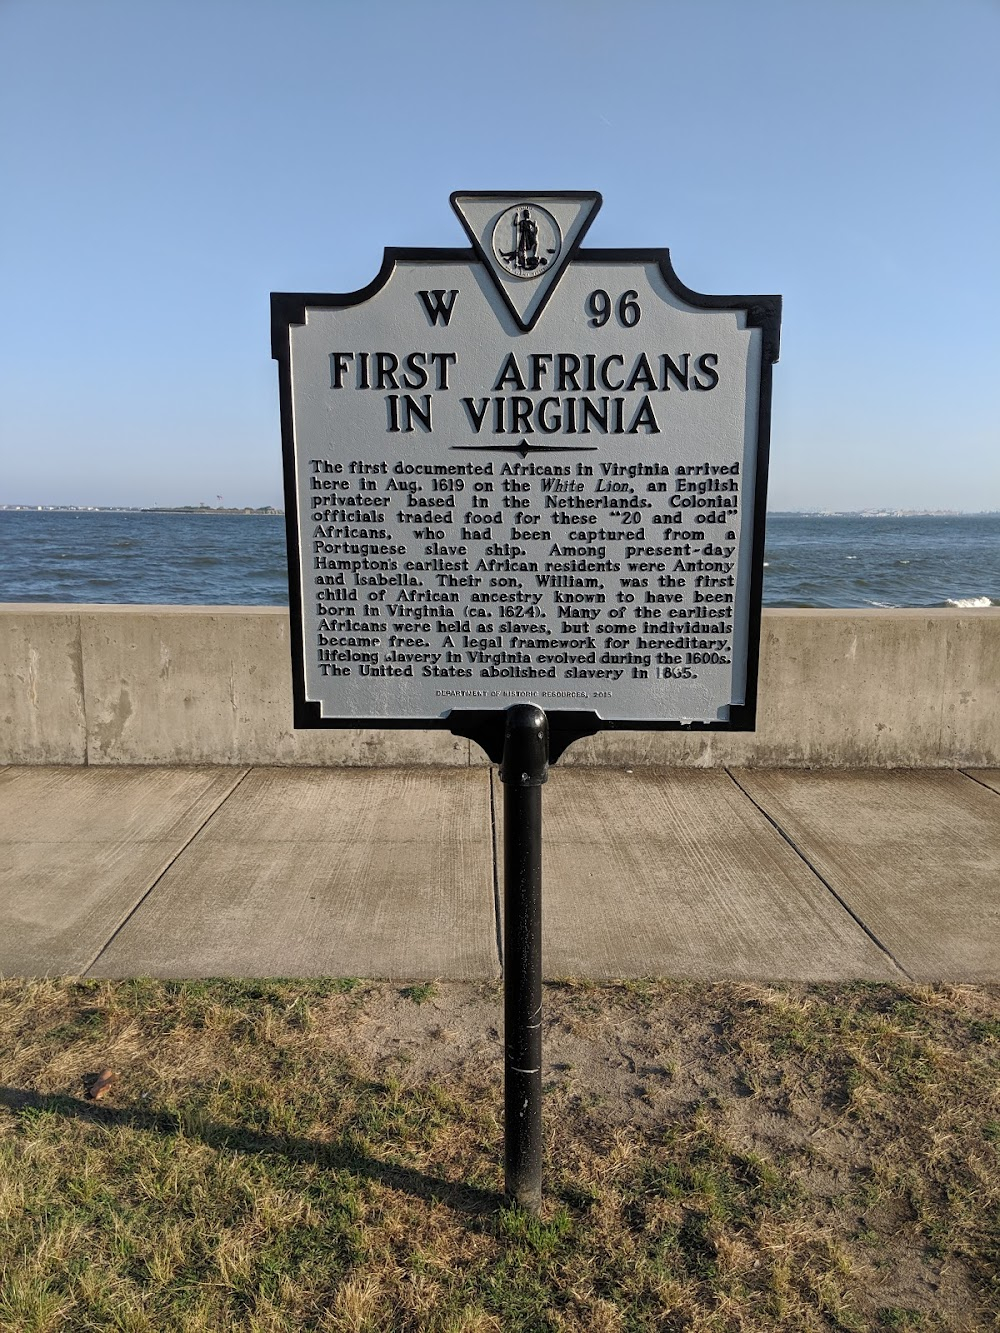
141;507;282;516
0;506;283;516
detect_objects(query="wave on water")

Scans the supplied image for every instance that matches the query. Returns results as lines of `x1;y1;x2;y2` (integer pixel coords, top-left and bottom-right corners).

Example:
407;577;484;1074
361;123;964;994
864;597;995;609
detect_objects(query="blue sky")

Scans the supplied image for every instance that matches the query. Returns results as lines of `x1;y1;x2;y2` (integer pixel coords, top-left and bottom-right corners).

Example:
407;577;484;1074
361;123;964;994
2;0;998;510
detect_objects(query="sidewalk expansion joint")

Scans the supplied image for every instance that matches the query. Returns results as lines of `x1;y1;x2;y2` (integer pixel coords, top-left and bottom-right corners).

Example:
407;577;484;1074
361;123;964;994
81;765;254;976
723;768;914;981
959;769;1000;796
489;768;503;969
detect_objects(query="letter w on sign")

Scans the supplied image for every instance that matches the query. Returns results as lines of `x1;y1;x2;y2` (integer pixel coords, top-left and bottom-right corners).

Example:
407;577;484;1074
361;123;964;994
417;289;458;326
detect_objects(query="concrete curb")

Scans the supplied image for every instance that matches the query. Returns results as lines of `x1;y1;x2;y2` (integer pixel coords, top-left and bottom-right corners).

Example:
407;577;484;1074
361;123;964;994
3;606;999;768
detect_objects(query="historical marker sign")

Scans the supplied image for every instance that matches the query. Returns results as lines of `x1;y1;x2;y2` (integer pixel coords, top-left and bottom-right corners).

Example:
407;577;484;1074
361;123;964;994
272;192;780;746
273;194;781;1210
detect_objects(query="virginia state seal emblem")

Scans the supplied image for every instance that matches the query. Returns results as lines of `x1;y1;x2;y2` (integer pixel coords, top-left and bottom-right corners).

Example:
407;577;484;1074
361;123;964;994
492;203;561;280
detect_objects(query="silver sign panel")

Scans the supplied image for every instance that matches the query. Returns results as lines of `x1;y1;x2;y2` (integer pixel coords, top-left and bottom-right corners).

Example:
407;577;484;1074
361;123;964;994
273;192;780;730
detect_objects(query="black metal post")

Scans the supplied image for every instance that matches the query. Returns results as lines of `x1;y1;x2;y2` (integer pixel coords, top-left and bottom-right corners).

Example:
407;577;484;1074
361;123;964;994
499;703;548;1213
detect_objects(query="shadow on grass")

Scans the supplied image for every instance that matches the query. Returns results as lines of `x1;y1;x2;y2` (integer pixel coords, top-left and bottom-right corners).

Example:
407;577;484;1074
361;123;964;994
0;1085;503;1218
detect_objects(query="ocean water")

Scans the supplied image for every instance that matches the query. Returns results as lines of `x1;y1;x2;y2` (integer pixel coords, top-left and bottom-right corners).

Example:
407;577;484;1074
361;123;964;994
0;510;997;609
0;511;289;606
761;513;999;609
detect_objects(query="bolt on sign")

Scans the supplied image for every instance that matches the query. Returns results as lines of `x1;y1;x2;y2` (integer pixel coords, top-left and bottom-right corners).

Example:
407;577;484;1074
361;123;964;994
272;193;780;752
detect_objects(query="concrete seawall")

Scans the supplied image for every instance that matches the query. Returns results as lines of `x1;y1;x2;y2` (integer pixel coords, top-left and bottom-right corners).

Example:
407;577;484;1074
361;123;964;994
2;605;997;767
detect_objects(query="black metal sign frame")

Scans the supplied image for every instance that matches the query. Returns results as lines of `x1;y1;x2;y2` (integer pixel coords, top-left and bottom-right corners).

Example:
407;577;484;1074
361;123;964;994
272;245;780;764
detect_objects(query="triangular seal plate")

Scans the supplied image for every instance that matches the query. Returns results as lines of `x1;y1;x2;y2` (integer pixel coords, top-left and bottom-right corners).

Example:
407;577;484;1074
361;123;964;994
451;191;602;332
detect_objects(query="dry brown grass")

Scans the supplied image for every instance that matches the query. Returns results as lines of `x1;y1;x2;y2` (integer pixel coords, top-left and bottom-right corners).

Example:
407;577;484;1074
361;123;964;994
0;977;997;1331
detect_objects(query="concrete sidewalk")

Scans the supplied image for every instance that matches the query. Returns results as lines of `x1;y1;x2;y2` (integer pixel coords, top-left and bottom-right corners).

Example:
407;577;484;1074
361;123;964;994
0;764;997;983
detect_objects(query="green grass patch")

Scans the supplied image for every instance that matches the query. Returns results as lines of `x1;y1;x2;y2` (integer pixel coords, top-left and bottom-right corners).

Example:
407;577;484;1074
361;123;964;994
0;977;996;1330
401;982;437;1005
